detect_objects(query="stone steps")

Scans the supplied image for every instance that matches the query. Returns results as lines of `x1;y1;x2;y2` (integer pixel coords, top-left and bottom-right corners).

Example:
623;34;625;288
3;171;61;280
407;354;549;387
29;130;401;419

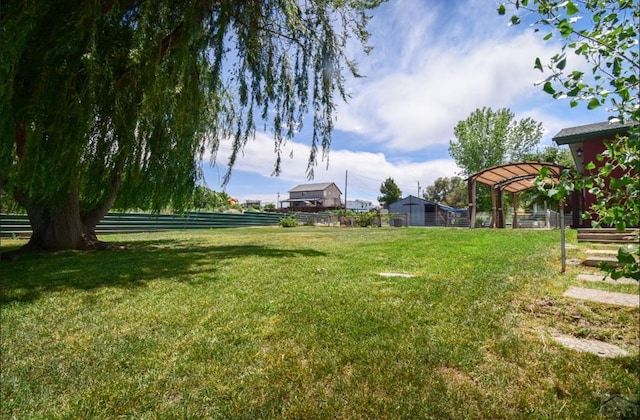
550;271;638;357
577;228;638;244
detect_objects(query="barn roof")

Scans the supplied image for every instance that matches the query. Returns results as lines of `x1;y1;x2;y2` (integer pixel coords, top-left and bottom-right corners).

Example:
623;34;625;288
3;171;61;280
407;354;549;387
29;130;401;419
466;162;568;194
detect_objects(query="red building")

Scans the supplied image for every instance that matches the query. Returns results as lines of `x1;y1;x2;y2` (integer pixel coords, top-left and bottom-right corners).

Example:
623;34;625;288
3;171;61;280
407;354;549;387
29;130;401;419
553;120;637;227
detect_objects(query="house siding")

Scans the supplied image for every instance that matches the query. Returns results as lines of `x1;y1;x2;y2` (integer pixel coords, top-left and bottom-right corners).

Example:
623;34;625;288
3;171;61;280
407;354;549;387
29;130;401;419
286;183;342;210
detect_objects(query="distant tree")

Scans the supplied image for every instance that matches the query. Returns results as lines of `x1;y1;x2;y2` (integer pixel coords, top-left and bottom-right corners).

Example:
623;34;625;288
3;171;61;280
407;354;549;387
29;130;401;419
0;0;383;253
423;176;467;208
191;186;229;211
192;186;212;211
449;107;544;176
521;146;575;170
378;178;402;208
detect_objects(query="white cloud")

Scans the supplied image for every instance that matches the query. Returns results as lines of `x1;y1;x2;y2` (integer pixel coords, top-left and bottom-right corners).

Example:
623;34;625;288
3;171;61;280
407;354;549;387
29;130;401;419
333;0;609;154
207;131;461;204
202;0;611;205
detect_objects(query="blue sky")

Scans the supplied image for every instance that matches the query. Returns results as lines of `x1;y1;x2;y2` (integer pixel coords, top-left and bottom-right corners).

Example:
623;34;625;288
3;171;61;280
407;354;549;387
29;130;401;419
203;0;610;206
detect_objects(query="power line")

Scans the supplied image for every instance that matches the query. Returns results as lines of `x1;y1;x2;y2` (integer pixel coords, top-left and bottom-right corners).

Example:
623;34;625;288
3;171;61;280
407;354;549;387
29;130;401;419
347;170;421;192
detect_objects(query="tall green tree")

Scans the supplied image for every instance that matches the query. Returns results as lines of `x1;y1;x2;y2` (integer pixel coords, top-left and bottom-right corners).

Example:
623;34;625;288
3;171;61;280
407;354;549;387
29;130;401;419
378;177;402;208
423;176;467;208
521;146;575;170
0;0;383;252
449;107;544;176
501;0;638;280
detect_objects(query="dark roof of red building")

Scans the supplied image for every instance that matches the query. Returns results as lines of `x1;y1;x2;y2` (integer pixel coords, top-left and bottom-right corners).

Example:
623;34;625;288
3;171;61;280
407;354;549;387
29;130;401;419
553;120;637;145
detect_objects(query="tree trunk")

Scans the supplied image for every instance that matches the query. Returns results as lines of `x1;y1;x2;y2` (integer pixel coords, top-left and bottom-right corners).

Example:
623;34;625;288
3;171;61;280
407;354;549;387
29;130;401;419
18;189;117;253
22;190;93;251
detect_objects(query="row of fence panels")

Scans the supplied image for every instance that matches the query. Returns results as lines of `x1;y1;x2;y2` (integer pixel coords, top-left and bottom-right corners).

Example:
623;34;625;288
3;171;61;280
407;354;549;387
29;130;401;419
0;212;283;238
1;209;565;238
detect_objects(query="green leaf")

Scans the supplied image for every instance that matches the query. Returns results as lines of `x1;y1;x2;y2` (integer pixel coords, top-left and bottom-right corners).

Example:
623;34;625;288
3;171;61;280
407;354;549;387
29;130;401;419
497;4;506;15
609;177;631;189
510;15;521;25
585;162;596;170
617;248;636;264
566;1;579;15
587;97;600;109
534;57;543;71
558;20;573;37
543;82;556;95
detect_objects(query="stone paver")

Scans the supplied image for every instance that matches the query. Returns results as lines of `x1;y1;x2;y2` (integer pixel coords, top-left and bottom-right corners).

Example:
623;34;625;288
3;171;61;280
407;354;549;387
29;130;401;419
577;273;638;286
582;256;621;267
585;249;618;255
563;286;639;307
551;333;629;358
379;272;414;278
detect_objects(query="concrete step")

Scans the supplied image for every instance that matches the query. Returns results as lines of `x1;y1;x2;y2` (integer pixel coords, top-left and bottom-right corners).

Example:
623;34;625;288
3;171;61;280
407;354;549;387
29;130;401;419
582;256;623;268
584;249;618;255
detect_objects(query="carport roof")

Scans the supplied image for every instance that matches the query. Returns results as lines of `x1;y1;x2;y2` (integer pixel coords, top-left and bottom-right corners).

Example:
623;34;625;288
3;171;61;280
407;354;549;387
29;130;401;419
466;162;568;194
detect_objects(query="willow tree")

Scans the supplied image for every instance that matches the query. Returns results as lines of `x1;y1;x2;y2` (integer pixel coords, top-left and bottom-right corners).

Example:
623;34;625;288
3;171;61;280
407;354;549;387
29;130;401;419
1;0;383;252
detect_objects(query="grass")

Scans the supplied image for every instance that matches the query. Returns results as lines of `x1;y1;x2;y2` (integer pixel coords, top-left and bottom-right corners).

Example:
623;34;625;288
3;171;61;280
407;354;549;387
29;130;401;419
1;227;638;418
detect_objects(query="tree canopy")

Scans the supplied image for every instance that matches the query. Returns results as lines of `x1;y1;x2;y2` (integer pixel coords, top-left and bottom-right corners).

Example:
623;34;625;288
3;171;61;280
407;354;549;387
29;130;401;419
378;177;402;208
422;176;467;208
448;107;544;176
0;0;383;251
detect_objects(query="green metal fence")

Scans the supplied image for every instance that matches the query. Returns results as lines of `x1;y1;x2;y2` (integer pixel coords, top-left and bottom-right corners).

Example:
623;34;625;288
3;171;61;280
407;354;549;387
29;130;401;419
0;212;283;238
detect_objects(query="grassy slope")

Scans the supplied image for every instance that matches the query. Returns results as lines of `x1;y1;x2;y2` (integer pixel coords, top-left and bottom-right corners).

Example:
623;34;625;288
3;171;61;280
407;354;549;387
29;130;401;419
1;227;638;418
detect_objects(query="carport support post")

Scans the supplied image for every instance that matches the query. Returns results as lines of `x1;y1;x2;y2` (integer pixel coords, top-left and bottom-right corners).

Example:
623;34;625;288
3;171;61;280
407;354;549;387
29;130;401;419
468;179;476;228
560;199;566;273
490;187;497;228
512;192;518;229
496;188;504;228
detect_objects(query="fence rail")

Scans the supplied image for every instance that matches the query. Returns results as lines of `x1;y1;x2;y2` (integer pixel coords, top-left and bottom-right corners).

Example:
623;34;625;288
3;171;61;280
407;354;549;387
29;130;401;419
0;212;283;238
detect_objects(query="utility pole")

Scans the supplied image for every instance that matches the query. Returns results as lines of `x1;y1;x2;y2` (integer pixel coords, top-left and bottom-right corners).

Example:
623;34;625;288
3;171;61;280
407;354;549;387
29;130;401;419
417;181;421;198
344;170;348;211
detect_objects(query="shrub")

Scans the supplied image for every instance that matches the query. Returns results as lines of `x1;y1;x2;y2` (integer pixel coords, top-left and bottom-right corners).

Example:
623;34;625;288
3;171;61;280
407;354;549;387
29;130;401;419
279;216;298;228
355;212;376;227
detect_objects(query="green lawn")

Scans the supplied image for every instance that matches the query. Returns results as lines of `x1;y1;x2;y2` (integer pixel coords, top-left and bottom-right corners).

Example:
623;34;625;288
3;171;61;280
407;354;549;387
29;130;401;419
1;227;638;418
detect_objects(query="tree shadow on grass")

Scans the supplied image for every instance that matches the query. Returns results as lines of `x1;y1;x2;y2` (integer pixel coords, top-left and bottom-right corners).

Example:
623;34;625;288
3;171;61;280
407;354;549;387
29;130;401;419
0;240;326;305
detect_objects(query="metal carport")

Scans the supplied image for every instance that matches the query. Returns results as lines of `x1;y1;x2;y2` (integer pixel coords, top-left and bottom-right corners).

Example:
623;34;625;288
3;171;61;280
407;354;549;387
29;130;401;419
466;162;568;228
